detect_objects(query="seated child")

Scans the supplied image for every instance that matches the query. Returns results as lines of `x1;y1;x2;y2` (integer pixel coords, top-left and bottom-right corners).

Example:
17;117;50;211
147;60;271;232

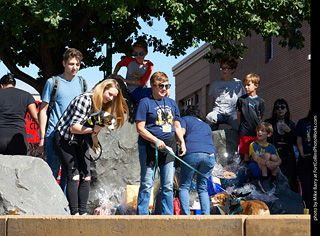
249;122;282;193
113;40;171;103
206;55;245;131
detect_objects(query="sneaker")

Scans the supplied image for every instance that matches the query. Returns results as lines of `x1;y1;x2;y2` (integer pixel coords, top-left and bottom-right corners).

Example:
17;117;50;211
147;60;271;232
258;179;272;193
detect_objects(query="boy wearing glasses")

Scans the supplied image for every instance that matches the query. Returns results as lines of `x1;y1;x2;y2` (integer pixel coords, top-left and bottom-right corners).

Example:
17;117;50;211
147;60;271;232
206;55;245;131
113;40;169;103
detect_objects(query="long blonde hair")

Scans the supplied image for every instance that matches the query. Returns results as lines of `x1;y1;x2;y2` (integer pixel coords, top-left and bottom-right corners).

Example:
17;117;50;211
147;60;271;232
91;79;128;129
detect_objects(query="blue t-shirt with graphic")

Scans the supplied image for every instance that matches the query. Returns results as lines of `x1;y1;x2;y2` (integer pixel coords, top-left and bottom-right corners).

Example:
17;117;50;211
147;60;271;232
180;115;216;155
42;75;85;136
249;141;279;161
135;96;180;142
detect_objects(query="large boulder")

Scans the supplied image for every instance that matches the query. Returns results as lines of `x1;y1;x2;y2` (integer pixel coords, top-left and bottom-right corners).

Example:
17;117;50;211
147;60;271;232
212;129;239;166
0;155;68;215
87;79;141;214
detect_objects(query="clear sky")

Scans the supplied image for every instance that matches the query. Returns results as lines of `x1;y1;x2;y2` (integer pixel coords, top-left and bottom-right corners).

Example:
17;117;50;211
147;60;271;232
0;17;200;100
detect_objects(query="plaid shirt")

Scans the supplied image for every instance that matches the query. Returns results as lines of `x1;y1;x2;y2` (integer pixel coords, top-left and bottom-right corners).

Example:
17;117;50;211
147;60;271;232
55;92;93;140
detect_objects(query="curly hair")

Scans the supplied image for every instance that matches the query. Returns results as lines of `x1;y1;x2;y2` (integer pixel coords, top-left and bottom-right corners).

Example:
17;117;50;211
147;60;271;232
220;55;238;69
181;105;206;122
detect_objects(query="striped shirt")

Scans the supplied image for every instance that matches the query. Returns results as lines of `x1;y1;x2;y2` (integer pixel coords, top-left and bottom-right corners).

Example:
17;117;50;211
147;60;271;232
55;92;93;140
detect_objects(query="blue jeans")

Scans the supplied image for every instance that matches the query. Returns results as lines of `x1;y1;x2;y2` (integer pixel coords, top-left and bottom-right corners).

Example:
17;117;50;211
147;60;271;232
179;152;215;215
46;135;67;191
206;110;238;131
137;145;175;215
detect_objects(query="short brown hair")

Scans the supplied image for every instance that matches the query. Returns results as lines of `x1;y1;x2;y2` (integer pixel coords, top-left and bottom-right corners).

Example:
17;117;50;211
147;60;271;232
243;73;261;85
150;71;168;86
62;48;83;62
132;40;148;52
256;122;273;134
220;55;238;69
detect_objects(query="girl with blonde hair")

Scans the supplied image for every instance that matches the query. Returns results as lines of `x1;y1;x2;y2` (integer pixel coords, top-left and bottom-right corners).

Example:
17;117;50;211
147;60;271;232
54;78;128;215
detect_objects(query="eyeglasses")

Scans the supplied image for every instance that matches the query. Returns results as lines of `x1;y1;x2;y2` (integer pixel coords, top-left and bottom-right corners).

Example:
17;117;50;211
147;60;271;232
219;67;232;71
133;52;145;56
275;105;286;110
158;84;171;89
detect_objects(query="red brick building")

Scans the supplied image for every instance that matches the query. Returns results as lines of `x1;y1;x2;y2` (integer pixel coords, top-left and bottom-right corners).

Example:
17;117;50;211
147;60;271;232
173;22;310;124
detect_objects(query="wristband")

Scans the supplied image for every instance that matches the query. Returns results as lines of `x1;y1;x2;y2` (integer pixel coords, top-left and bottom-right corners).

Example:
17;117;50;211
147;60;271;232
92;126;97;135
40;137;45;140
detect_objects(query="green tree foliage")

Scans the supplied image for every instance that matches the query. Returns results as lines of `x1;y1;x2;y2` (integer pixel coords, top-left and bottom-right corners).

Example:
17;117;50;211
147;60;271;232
0;0;310;94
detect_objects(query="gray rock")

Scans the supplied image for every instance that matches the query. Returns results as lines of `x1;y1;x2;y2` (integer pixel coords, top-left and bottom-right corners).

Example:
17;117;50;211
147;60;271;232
87;79;141;214
212;129;239;166
0;154;68;215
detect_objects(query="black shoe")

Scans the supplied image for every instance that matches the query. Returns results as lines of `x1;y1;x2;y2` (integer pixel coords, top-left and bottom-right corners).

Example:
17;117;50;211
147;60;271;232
258;179;272;193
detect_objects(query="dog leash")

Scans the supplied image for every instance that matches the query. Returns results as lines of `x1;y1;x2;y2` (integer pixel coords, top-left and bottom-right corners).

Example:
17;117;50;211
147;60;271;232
155;144;230;194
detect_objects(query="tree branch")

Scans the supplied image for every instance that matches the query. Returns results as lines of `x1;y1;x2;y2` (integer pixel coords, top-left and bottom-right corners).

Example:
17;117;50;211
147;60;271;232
0;49;41;94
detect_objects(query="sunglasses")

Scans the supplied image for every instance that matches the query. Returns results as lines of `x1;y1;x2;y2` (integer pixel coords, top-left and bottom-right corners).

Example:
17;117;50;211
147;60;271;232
219;67;232;71
132;52;145;56
158;84;171;89
275;105;286;110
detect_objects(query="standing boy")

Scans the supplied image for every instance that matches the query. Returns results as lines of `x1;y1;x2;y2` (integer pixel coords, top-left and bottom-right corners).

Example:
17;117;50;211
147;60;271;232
206;55;245;131
39;48;87;191
236;73;265;165
249;122;281;193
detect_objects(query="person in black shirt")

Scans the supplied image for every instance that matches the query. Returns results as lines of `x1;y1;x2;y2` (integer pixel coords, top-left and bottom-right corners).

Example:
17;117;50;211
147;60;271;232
237;73;265;165
0;73;39;155
265;99;297;192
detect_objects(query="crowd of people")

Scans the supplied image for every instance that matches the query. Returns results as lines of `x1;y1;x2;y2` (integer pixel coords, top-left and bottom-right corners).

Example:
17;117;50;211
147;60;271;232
0;40;312;215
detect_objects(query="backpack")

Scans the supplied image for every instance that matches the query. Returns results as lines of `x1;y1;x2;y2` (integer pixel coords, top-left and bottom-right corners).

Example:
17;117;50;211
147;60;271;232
46;75;87;117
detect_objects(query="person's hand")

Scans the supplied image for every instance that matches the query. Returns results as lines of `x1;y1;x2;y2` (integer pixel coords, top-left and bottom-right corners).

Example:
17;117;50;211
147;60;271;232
266;160;277;169
113;75;125;82
179;142;186;157
279;121;291;133
93;124;103;134
156;139;166;150
39;139;45;155
91;133;101;154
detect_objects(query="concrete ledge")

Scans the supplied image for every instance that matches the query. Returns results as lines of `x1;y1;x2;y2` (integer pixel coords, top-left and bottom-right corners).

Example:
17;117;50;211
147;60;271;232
2;215;245;236
0;216;6;236
245;215;311;236
0;215;310;236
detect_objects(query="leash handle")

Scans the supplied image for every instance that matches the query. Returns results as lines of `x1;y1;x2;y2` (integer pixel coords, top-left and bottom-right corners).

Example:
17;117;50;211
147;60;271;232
152;139;160;182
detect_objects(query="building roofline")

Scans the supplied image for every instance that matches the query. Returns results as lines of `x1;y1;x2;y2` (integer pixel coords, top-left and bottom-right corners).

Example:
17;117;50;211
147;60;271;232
172;42;211;76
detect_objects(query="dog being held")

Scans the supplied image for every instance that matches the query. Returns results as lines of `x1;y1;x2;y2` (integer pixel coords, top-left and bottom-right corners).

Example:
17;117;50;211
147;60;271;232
69;110;116;155
87;110;116;154
212;192;270;215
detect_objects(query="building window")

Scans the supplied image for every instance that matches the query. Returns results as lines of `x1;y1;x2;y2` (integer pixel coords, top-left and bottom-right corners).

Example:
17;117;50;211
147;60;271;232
266;36;273;62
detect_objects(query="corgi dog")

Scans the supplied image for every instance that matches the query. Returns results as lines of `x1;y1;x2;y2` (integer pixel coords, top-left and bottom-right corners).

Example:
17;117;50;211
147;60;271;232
212;193;270;215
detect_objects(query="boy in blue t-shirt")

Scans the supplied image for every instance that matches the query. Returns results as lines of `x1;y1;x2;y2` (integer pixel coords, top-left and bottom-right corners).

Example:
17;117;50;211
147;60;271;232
249;122;281;193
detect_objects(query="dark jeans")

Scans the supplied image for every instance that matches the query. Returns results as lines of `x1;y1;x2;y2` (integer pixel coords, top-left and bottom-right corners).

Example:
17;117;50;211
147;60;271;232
54;131;91;215
0;128;27;155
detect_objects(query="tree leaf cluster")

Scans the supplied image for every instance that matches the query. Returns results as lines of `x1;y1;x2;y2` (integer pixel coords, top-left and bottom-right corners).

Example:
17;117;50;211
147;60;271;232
0;0;310;93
